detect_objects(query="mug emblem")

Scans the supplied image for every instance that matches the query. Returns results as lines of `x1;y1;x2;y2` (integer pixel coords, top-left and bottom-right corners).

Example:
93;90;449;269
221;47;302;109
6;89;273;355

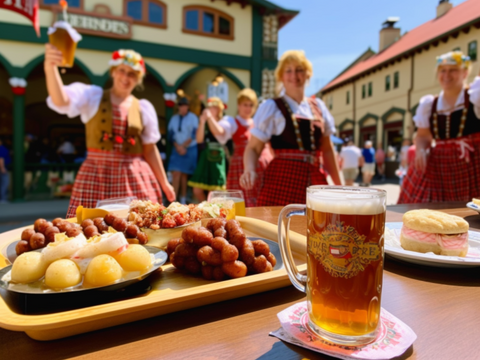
308;222;382;279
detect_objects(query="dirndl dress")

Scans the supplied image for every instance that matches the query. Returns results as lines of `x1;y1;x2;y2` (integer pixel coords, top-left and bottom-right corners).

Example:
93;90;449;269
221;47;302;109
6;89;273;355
66;104;162;217
226;118;273;207
188;131;226;191
398;89;480;203
257;97;328;206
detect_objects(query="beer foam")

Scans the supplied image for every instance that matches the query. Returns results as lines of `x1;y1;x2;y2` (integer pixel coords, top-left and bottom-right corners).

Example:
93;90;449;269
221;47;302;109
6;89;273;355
307;189;385;215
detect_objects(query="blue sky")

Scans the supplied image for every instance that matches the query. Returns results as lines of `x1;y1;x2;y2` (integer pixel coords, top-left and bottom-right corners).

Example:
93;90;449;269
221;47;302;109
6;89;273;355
272;0;468;95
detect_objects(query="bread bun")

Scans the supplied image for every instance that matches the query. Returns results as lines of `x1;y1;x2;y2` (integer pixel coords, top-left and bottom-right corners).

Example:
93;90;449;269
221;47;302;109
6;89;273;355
402;210;468;234
473;198;480;206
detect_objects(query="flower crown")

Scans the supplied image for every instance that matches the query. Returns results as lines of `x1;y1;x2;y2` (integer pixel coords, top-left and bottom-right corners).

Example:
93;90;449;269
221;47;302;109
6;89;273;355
109;49;146;74
207;97;227;110
436;51;471;68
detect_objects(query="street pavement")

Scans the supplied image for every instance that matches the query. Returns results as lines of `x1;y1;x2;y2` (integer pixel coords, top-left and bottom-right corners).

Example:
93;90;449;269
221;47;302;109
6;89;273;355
0;179;401;233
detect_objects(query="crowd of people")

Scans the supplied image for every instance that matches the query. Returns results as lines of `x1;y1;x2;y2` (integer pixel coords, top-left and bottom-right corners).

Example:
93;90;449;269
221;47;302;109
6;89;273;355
1;45;479;210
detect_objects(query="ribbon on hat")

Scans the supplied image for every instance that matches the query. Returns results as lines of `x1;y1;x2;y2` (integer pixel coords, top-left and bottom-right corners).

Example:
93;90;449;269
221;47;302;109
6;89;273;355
109;49;146;74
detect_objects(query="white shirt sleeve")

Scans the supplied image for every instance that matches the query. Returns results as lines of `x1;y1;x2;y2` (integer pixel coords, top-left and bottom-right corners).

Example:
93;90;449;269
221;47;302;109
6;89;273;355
251;99;285;142
468;76;480;119
139;99;161;144
316;98;336;136
46;83;102;124
215;116;236;145
413;95;435;128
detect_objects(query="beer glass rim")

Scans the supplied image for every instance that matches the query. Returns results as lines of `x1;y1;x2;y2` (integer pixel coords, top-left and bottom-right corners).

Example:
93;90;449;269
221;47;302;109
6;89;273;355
307;185;386;199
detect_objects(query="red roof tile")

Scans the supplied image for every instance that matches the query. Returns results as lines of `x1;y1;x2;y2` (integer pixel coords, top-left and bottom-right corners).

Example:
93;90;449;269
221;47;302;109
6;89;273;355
322;0;480;92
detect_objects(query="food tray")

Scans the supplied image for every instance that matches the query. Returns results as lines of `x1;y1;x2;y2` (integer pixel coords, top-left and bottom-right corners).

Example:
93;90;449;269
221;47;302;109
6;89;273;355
0;216;306;341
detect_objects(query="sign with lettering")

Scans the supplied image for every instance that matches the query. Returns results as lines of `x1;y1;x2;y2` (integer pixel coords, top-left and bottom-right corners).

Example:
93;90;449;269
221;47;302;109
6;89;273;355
0;0;39;36
51;5;132;39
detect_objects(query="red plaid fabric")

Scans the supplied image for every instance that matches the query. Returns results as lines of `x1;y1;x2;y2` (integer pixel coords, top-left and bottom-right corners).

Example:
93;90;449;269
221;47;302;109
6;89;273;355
398;132;480;203
257;149;327;206
66;104;162;218
226;118;273;207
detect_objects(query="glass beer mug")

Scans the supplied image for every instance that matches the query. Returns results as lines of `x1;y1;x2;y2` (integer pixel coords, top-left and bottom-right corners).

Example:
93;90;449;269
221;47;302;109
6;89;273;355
48;21;82;68
278;186;386;345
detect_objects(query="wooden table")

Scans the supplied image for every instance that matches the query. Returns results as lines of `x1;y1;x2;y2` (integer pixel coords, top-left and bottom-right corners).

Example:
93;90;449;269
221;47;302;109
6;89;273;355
1;202;480;360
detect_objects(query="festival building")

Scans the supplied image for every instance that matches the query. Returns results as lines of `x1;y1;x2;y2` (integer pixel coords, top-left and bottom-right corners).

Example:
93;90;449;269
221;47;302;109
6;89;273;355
0;0;297;201
319;0;480;156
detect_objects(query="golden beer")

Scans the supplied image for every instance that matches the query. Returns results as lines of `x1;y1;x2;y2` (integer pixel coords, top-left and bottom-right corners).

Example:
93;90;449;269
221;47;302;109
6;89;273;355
49;27;78;68
230;197;246;217
279;186;386;345
306;207;385;337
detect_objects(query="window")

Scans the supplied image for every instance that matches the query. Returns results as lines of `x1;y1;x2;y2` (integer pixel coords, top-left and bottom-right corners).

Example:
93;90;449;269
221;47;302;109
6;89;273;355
385;75;391;91
394;72;399;89
362;84;366;99
183;6;234;40
368;82;372;97
42;0;81;8
452;46;461;52
329;96;333;110
124;0;166;28
346;91;350;105
469;41;477;61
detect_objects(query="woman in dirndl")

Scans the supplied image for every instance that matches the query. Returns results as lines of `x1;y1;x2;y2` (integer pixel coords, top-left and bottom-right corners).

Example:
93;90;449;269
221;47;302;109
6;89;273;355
202;89;273;207
44;46;175;217
398;51;480;203
188;97;227;202
240;50;341;206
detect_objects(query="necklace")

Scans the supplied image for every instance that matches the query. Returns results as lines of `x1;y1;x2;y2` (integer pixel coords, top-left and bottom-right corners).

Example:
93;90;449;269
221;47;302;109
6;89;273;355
280;97;317;151
432;106;468;139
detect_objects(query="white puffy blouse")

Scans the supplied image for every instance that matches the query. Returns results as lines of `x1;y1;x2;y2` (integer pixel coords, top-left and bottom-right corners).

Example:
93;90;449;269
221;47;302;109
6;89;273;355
250;94;336;143
46;83;161;144
413;76;480;128
215;115;251;145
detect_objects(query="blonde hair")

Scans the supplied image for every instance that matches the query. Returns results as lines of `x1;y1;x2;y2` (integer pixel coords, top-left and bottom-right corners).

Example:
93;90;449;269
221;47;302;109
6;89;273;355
207;97;224;118
274;50;313;94
237;88;258;108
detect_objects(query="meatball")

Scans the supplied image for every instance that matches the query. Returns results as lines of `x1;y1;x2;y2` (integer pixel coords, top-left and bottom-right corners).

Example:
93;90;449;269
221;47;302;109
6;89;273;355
21;229;35;242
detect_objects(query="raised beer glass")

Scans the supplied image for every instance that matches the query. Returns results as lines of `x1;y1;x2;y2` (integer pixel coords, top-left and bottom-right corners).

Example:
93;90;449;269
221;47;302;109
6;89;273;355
278;185;386;345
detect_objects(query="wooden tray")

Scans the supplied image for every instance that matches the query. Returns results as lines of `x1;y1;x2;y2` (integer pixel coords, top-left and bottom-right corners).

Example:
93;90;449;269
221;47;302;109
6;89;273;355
0;216;306;341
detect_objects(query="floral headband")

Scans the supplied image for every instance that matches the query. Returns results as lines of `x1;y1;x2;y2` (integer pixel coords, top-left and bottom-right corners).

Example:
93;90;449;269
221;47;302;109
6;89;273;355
436;51;471;68
207;97;226;111
109;49;146;74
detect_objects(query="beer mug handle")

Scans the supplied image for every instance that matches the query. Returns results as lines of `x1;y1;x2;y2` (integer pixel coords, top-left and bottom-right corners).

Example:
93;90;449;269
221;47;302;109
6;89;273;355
278;204;307;293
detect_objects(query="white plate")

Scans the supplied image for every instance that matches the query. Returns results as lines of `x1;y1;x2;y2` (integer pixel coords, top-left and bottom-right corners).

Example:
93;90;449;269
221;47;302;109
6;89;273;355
384;222;480;268
466;202;480;214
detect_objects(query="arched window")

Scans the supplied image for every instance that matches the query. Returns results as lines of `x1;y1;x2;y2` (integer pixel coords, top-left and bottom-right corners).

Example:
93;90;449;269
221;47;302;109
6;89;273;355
41;0;82;8
124;0;166;29
183;5;234;40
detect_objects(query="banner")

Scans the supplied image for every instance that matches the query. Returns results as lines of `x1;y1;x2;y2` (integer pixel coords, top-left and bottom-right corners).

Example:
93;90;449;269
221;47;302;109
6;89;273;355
0;0;40;37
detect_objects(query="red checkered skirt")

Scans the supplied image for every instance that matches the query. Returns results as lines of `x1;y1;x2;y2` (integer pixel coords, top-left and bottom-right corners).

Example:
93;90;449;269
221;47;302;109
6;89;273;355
66;150;162;218
257;149;327;206
226;143;273;207
398;132;480;203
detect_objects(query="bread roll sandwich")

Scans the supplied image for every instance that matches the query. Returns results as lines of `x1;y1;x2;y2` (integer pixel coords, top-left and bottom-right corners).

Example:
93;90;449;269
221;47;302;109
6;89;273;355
472;198;480;206
400;210;469;257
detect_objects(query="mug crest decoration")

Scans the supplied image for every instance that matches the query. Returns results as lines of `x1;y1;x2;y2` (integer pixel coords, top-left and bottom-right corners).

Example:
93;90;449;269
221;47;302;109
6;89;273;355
278;185;386;346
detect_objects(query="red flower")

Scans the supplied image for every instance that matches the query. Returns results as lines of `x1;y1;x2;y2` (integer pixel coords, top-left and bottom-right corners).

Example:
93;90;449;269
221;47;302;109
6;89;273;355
112;51;121;60
128;137;136;146
102;133;110;141
165;100;175;108
114;135;124;144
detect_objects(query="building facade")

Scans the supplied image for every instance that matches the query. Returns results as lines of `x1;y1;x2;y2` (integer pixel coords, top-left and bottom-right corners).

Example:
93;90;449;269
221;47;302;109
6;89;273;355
319;0;480;155
0;0;297;201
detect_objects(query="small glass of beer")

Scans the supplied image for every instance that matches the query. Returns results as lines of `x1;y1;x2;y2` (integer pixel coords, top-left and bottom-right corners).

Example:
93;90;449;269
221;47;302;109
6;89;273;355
208;190;246;217
48;21;82;68
278;185;386;346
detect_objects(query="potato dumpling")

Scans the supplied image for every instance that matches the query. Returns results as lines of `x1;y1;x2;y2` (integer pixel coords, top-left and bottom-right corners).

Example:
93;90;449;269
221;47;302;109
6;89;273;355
45;259;82;289
11;251;48;284
84;254;122;287
114;245;152;271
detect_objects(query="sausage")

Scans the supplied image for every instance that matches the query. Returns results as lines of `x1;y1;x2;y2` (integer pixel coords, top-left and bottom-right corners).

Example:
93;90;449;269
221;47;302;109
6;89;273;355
266;252;277;267
222;261;247;278
252;255;269;273
221;244;239;263
21;228;35;241
212;266;225;281
167;238;183;256
104;213;117;226
239;239;255;265
182;226;198;243
184;257;201;274
174;243;197;258
211;237;228;251
197;246;223;266
192;228;214;247
201;265;214;280
170;252;185;269
81;219;94;229
252;240;270;257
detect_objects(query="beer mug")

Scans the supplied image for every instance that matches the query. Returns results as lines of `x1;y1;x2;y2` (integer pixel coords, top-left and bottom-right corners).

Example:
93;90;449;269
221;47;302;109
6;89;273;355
208;190;246;217
278;186;386;345
48;21;82;68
